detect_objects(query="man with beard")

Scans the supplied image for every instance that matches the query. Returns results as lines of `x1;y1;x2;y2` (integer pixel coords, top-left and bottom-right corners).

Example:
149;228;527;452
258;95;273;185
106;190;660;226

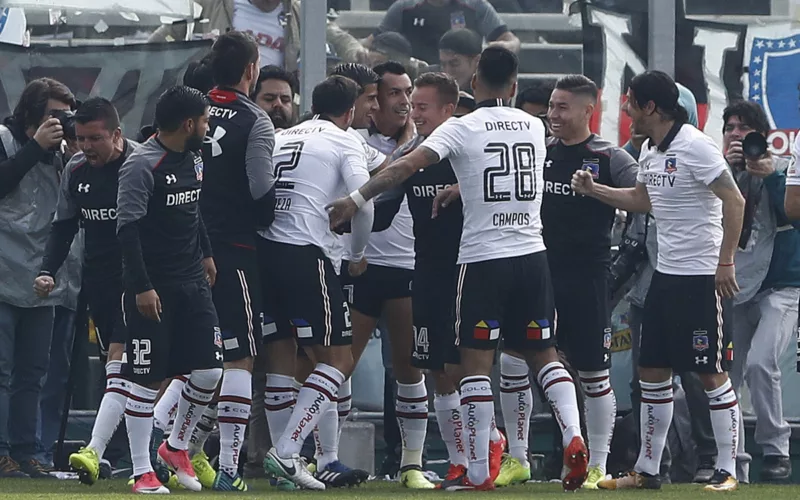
572;71;745;492
34;98;138;485
116;86;223;494
538;75;638;489
188;31;276;492
252;65;297;130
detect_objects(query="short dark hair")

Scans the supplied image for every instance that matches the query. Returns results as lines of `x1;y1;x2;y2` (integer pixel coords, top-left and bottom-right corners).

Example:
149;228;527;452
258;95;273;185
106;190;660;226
555;74;598;101
516;82;554;109
12;78;76;132
439;28;482;57
75;97;120;131
628;70;689;123
476;46;518;91
183;54;215;94
155;86;209;132
414;72;459;107
331;63;379;94
373;61;408;88
722;100;770;135
209;31;259;87
253;65;298;97
311;76;359;117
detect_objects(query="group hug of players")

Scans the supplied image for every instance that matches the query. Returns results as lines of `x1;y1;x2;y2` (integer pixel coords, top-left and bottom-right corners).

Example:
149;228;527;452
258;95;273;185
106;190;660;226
32;28;744;494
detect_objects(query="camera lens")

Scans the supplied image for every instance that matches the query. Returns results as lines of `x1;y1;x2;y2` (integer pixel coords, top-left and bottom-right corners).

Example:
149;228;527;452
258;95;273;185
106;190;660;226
742;131;768;158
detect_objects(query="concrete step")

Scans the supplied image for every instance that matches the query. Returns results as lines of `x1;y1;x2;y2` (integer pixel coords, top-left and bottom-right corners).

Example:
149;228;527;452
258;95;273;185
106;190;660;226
518;42;582;75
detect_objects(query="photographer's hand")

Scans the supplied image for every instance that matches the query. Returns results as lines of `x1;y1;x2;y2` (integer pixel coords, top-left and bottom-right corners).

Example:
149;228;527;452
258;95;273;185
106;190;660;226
725;140;744;167
745;151;775;179
34;118;63;150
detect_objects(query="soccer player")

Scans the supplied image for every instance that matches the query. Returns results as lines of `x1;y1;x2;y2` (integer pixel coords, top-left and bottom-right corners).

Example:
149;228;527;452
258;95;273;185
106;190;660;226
116;86;223;494
260;75;375;491
338;61;435;489
365;72;471;485
571;70;745;492
34;98;137;485
192;31;276;492
538;74;638;488
327;47;588;492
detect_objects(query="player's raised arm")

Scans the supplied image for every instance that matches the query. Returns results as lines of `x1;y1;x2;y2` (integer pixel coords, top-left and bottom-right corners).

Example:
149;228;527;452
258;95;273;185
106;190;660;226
572;170;651;213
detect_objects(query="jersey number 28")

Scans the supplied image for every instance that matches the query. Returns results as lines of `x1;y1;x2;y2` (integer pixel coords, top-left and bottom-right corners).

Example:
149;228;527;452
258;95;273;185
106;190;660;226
483;142;537;202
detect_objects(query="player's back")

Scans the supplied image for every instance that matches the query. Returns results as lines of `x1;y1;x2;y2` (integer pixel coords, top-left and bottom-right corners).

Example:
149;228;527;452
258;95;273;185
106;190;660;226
262;118;366;257
423;103;547;264
201;87;273;244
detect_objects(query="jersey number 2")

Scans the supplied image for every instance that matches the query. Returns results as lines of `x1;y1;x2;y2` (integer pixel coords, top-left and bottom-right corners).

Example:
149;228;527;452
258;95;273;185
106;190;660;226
274;141;304;189
483;142;537;202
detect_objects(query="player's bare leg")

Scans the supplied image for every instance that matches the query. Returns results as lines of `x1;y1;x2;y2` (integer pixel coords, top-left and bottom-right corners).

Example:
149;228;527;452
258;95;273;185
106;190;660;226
524;347;586;491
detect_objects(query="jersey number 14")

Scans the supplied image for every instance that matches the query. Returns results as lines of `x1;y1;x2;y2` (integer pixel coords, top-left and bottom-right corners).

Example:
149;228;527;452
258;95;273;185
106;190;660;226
483;142;537;202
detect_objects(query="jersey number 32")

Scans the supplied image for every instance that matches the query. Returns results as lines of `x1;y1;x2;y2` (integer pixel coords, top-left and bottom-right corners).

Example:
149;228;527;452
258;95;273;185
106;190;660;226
483;142;537;202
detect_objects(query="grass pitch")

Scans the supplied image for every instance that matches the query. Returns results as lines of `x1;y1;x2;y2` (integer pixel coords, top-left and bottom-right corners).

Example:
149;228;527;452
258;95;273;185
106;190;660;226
0;479;797;499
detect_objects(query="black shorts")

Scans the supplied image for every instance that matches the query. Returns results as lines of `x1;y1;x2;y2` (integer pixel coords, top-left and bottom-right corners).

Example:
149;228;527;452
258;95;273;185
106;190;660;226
640;272;732;374
411;263;459;370
210;241;262;362
86;279;127;356
123;280;223;385
549;262;611;372
260;239;351;347
454;251;556;352
340;261;413;318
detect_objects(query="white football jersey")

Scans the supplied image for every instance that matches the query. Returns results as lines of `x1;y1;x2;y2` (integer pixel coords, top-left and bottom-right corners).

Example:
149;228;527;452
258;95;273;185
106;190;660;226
330;128;387;273
343;129;416;270
421;102;547;264
260;119;370;265
636;124;726;275
786;133;800;186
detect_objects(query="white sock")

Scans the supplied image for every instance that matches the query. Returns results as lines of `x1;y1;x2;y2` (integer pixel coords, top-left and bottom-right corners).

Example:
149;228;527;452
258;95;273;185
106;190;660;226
168;368;222;450
538;362;582;447
460;375;493;485
707;379;739;479
396;377;428;469
87;360;129;458
580;370;617;473
188;403;217;457
154;376;186;431
277;364;344;458
634;380;673;476
337;378;352;444
313;401;339;471
434;392;468;467
218;369;252;477
500;353;532;466
125;383;158;477
265;374;296;446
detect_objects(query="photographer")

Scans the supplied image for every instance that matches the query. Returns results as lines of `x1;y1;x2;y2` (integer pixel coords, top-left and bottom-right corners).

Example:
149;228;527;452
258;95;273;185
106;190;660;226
0;78;79;478
723;101;800;484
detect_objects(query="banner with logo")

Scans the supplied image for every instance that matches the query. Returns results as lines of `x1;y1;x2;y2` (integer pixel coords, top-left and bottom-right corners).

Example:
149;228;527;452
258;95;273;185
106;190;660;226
0;41;212;137
579;1;747;147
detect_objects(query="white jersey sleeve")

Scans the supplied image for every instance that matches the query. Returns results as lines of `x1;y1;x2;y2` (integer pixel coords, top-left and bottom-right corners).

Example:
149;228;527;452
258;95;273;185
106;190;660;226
787;134;800;186
687;134;729;186
419;116;468;162
340;138;373;261
348;128;386;172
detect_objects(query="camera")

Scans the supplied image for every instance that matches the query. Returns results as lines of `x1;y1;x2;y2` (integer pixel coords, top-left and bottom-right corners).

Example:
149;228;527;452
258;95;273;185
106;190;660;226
742;131;768;159
50;109;76;142
608;235;648;298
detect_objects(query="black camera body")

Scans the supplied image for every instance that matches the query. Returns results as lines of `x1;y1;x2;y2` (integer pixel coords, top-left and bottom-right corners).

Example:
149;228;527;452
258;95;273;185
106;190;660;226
50;109;76;142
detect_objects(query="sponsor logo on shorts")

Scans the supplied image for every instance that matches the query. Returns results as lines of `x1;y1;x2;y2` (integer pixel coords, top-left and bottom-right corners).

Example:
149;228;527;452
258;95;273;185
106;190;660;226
693;330;709;352
291;319;313;339
213;326;223;348
695;356;708;365
474;320;500;341
725;342;734;361
223;337;239;351
262;316;278;337
526;319;551;340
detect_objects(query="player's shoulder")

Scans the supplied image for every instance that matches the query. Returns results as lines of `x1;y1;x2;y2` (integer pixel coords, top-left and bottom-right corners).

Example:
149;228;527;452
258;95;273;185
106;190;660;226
458;0;492;10
678;125;722;158
124;136;167;170
65;151;88;175
393;0;425;9
585;134;630;159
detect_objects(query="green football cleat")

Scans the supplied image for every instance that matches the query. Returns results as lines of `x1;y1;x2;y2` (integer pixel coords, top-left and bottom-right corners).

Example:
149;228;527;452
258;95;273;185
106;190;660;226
69;447;100;485
191;451;216;489
494;454;531;487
